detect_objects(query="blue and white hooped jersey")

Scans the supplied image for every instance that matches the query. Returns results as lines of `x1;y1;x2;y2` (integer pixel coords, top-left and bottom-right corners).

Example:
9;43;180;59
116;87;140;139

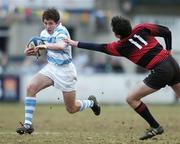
40;23;72;66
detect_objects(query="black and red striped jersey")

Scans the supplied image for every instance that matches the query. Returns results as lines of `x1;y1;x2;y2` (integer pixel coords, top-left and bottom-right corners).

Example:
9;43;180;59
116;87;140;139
78;23;171;70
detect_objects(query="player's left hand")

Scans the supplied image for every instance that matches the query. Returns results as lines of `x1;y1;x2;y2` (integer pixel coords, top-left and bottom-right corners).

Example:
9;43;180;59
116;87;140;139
35;44;47;50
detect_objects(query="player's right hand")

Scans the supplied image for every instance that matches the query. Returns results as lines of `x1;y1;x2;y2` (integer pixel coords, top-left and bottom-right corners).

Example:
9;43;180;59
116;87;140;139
24;47;37;56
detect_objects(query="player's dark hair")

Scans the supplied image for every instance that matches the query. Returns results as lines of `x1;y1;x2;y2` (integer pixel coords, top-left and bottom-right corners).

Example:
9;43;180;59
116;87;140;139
111;16;132;38
42;8;60;23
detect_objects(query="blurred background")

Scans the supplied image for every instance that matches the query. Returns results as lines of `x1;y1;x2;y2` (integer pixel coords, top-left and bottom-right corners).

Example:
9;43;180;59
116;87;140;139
0;0;179;104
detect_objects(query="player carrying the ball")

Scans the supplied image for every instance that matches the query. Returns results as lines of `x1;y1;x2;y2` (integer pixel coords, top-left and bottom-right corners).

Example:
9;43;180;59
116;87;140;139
65;16;180;140
16;8;101;135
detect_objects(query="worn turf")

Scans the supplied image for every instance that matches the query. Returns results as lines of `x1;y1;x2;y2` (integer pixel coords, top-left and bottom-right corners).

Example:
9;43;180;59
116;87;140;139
0;103;180;144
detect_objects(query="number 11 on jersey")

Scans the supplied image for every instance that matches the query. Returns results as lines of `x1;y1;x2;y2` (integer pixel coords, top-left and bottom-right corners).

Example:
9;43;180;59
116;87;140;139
128;34;148;49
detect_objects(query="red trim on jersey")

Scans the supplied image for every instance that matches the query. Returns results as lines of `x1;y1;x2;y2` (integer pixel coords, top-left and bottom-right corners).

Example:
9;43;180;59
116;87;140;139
106;42;121;56
146;50;170;69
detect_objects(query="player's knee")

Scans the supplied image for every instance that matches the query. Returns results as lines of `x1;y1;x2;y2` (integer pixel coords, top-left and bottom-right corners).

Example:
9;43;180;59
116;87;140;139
66;106;77;114
27;84;38;95
126;97;131;104
126;93;136;105
176;90;180;98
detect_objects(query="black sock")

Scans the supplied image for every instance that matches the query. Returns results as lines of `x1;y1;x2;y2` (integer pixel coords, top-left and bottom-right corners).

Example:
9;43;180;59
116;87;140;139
134;102;159;128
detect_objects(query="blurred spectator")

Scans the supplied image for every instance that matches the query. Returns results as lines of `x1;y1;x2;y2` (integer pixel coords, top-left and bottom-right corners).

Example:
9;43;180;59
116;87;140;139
20;56;46;74
122;0;133;14
95;10;109;33
111;57;124;73
73;52;93;74
0;51;8;73
93;55;107;73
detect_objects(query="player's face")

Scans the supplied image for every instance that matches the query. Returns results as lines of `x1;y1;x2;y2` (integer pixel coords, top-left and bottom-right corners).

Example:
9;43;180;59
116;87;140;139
43;19;58;34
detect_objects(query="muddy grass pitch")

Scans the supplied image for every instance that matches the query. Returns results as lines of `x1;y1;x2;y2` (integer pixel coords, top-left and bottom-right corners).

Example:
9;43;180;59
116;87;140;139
0;103;179;144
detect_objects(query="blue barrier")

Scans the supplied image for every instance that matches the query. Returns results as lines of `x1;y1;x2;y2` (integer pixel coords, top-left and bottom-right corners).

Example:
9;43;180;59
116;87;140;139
0;75;20;102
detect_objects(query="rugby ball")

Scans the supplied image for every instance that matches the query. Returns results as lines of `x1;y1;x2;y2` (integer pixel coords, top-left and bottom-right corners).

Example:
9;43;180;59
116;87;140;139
27;36;45;48
27;36;46;57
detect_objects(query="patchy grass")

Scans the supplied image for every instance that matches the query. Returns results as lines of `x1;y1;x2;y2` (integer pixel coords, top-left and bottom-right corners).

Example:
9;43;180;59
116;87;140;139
0;103;180;144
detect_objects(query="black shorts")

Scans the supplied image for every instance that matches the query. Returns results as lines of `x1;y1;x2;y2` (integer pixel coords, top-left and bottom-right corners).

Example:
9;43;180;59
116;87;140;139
143;55;180;89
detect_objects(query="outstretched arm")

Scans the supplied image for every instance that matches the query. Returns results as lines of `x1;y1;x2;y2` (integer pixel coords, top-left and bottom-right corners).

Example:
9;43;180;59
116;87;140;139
65;39;108;53
78;42;107;53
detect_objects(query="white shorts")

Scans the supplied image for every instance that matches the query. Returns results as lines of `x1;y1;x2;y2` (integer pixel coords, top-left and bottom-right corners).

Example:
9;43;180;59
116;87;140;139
39;63;77;92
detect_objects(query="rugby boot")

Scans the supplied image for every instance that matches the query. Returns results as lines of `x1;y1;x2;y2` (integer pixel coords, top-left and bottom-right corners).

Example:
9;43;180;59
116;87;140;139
88;95;101;116
16;122;34;135
139;126;164;140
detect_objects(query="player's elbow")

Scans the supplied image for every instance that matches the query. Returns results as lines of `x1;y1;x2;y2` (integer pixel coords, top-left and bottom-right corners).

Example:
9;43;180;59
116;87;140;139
167;29;171;36
57;41;67;50
164;27;171;37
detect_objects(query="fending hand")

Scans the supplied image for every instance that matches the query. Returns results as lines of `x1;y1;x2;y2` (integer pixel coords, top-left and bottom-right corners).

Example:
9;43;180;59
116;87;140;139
64;38;78;47
64;38;70;44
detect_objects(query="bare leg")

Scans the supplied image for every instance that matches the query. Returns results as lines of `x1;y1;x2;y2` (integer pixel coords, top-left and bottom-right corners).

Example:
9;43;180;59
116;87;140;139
126;82;164;140
126;82;157;109
171;83;180;98
63;91;101;115
25;73;53;123
63;91;81;113
126;82;160;127
16;73;54;135
27;73;53;97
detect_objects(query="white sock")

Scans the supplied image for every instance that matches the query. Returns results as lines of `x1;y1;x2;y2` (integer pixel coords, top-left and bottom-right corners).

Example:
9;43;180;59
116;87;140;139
78;100;94;111
24;97;36;125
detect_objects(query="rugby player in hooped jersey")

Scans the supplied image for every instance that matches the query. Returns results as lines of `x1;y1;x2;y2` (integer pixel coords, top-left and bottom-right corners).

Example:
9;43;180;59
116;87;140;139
65;16;180;140
16;8;100;135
